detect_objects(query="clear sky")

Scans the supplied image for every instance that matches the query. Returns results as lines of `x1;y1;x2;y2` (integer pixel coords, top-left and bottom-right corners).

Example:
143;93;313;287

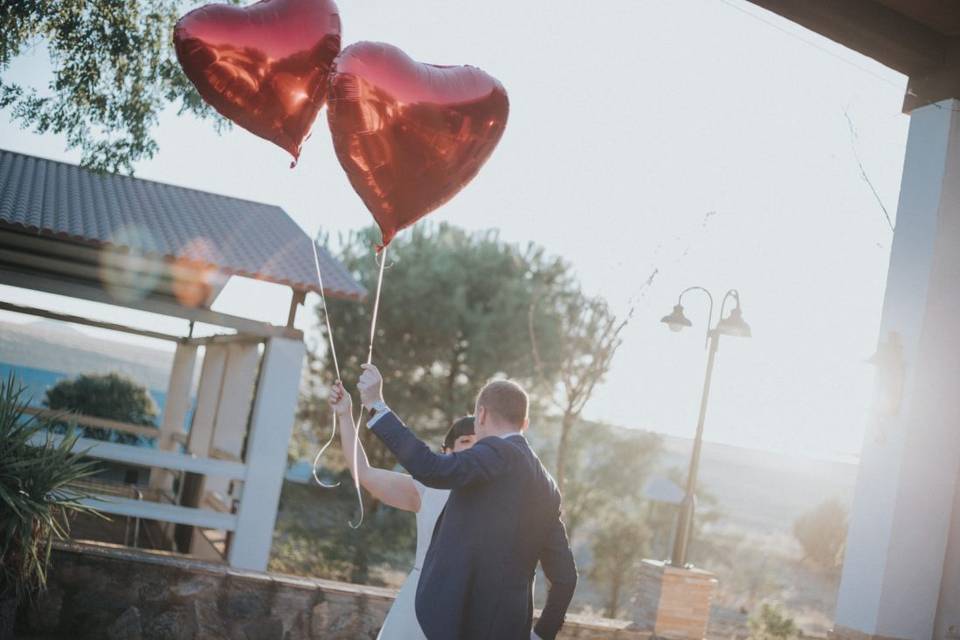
0;0;909;461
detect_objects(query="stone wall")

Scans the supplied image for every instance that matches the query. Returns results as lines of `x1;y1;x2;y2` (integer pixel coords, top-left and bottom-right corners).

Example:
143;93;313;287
631;560;717;640
18;541;647;640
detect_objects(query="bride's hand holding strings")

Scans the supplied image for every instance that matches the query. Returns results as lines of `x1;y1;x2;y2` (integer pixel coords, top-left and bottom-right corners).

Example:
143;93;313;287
328;381;353;417
331;378;421;513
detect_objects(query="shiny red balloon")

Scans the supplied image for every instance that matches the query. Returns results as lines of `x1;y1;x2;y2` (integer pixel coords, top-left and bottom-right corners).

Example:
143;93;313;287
174;0;341;163
327;42;509;248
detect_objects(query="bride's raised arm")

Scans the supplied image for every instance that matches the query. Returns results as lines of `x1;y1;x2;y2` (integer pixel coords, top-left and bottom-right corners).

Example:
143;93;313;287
329;382;422;513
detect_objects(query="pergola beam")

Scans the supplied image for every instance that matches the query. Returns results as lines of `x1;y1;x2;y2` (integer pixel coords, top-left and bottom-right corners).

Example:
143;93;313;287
0;266;301;339
0;300;183;342
904;54;960;112
0;300;271;348
0;229;228;306
745;0;948;75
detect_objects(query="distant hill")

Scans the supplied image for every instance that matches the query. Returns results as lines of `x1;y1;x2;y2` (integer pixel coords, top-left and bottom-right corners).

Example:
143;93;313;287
656;434;858;536
0;319;174;409
529;416;858;539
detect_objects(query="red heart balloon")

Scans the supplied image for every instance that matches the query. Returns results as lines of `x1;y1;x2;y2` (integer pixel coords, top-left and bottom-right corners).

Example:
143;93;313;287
174;0;341;163
327;42;509;248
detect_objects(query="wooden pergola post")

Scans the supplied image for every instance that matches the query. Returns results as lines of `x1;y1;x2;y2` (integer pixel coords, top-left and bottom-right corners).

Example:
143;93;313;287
205;342;260;503
149;342;197;493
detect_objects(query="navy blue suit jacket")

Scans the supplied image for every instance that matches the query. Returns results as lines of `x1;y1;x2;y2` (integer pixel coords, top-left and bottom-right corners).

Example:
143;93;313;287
371;412;577;640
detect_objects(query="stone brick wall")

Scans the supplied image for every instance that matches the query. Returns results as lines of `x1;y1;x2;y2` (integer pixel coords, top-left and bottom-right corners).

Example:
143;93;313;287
18;541;648;640
630;560;717;640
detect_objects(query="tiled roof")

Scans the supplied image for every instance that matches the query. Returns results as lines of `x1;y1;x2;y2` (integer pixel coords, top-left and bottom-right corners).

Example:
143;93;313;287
0;148;365;300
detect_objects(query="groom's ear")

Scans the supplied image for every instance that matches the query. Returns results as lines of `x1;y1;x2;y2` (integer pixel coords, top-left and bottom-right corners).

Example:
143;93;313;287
521;417;529;431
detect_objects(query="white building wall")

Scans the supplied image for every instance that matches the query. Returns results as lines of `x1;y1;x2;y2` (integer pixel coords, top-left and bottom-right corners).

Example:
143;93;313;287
935;470;960;639
835;99;960;639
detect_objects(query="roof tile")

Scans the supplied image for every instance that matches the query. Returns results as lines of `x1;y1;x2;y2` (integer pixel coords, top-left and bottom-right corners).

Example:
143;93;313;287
0;149;365;300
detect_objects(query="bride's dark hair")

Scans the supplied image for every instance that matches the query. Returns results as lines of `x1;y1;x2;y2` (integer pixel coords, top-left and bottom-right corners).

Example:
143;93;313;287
442;415;475;452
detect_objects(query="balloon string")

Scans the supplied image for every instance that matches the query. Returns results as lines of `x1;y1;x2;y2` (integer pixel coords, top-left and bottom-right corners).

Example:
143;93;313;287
349;243;389;529
348;402;366;529
313;238;342;378
367;244;388;364
311;238;341;490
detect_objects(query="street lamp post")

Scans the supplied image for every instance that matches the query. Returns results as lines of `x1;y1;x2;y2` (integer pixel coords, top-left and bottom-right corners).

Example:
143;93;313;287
660;287;751;568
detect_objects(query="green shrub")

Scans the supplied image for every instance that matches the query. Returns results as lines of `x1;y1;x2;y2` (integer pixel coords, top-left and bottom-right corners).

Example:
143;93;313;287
0;375;100;603
748;603;799;640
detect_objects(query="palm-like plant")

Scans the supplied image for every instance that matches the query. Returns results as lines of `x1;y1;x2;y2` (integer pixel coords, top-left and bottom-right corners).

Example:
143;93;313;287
0;374;100;625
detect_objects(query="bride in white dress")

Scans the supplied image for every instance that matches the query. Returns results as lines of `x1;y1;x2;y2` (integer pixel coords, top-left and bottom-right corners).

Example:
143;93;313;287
329;383;476;640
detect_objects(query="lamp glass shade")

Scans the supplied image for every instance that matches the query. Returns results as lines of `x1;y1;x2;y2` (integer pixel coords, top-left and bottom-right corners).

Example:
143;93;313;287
717;306;751;337
661;304;692;332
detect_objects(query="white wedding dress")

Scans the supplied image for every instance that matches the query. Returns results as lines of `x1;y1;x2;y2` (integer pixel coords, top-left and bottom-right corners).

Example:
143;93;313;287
378;481;449;640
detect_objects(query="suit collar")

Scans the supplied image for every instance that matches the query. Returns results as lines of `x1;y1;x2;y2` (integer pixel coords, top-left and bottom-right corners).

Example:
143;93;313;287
477;433;529;448
505;434;530;449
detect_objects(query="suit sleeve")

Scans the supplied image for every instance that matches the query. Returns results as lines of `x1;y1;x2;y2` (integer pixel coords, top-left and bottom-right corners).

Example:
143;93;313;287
370;412;508;490
534;514;578;640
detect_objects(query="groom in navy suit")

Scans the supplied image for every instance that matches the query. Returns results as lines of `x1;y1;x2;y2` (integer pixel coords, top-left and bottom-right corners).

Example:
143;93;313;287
358;364;577;640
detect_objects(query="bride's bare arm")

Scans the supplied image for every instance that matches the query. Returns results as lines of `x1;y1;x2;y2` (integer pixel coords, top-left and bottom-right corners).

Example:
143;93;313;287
330;382;421;513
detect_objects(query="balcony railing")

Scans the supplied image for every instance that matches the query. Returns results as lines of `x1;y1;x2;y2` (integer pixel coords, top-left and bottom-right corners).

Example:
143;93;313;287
27;409;246;541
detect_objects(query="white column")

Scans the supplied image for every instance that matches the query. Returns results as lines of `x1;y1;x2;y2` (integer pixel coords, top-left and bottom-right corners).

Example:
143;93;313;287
228;337;304;571
149;342;197;492
935;471;960;639
173;344;228;554
186;344;228;457
205;343;260;502
834;99;960;640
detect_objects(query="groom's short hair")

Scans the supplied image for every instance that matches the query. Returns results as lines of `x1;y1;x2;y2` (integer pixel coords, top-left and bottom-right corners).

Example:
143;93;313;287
477;379;528;426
